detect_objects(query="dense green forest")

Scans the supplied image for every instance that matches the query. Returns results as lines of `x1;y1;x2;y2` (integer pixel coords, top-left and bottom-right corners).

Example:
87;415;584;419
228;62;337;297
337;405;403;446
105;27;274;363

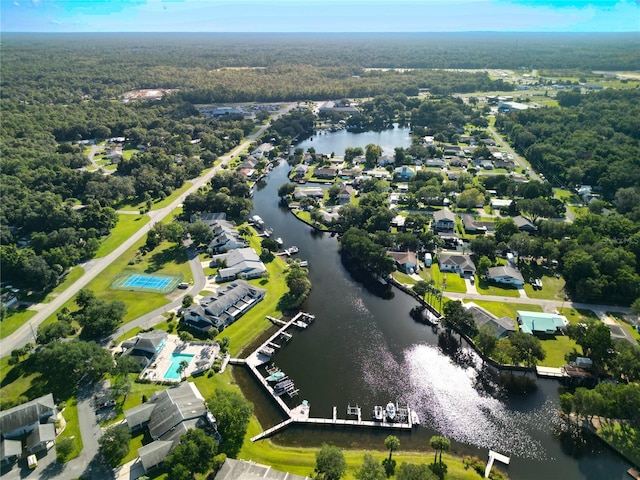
496;89;640;197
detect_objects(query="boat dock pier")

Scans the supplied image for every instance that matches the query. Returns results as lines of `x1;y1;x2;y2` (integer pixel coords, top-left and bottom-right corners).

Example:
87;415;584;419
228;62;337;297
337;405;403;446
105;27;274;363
241;312;416;441
484;450;510;478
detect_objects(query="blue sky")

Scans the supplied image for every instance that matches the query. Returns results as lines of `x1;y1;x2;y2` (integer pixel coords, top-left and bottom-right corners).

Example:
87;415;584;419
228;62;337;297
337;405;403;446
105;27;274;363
1;0;639;32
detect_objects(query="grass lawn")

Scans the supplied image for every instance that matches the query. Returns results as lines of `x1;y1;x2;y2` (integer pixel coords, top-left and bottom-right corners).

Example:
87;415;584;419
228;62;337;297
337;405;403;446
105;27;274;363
0;308;37;340
0;355;41;410
392;271;417;285
470;300;542;320
522;276;565;300
539;334;580;368
57;397;83;461
115;182;193;212
44;266;86;303
240;416;481;480
120;430;147;465
558;307;598;325
430;265;466;293
43;237;193;328
96;213;151;257
598;422;640;466
475;277;520;297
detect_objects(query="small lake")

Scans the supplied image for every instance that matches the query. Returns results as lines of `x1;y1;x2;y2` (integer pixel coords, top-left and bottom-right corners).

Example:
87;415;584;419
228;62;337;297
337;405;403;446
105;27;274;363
243;158;631;480
294;124;412;156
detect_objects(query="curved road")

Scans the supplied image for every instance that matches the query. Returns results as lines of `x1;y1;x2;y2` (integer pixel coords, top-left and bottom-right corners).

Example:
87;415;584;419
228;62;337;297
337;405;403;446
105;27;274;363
1;104;294;357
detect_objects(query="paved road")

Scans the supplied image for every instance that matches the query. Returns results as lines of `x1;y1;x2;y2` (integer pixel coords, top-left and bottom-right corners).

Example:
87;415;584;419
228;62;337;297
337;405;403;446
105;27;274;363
487;124;541;183
0;104;294;358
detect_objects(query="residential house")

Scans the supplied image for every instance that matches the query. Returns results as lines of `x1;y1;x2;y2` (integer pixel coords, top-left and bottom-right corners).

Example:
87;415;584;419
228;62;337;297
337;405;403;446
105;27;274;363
293;187;325;201
215;458;311;480
239;155;259;170
0;394;57;463
210;248;267;281
251;143;274;159
443;145;463;156
125;382;217;473
437;231;462;248
388;251;419;274
193;212;226;227
394;165;415;181
390;215;406;230
183;280;266;332
486;266;525;287
337;184;353;204
314;167;337;179
432;208;456;233
366;168;392;180
206;220;247;254
480;160;494;170
494;159;516;170
513;215;537;232
465;303;516;339
292;164;309;178
120;330;168;370
461;215;487;234
377;155;394;167
517;311;568;335
339;166;362;178
438;253;476;276
425;159;446;168
490;198;513;209
1;292;18;309
449;157;469;168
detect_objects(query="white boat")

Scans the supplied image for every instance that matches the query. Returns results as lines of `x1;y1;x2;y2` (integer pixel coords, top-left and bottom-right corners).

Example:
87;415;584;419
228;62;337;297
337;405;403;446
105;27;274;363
411;410;420;425
259;346;275;357
373;405;384;421
266;371;286;382
385;402;396;421
287;246;299;254
275;237;284;246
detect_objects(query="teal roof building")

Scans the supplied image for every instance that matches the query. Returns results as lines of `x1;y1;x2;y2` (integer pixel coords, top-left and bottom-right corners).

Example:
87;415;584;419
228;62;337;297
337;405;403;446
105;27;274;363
517;311;568;335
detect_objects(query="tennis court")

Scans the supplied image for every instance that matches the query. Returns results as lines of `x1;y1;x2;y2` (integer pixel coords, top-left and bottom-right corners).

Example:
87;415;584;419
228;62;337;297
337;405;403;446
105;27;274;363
111;272;182;293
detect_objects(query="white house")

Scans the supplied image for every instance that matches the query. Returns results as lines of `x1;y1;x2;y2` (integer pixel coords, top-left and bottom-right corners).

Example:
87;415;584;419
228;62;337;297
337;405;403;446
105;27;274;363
486;266;524;287
438;253;476;276
211;248;267;281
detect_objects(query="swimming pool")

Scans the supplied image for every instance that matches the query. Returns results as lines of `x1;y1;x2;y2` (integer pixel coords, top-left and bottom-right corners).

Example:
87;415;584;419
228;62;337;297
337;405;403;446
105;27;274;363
163;353;195;380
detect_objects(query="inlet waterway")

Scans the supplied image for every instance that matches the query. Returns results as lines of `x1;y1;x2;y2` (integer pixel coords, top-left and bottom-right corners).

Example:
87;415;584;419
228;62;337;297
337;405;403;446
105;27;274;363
242;129;631;480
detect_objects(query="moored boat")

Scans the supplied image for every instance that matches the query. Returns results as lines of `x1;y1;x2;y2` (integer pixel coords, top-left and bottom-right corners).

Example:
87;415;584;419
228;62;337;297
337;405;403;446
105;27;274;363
385;402;396;421
373;405;384;421
266;371;286;382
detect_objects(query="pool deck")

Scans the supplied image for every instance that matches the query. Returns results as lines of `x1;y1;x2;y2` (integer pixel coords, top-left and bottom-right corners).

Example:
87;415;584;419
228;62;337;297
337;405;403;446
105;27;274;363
139;335;218;382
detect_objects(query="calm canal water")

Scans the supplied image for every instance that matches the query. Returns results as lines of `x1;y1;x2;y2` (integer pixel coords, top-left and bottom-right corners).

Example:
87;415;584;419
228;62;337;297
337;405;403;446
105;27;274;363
242;129;631;480
294;124;412;156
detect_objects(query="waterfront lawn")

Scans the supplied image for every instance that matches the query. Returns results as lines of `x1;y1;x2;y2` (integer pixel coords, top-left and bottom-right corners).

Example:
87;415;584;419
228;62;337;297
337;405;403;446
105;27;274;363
215;245;288;357
392;271;417;285
475;277;520;297
428;264;466;293
96;213;150;257
240;417;482;480
539;334;580;368
0;307;37;340
57;397;83;461
470;300;542;320
598;422;640;466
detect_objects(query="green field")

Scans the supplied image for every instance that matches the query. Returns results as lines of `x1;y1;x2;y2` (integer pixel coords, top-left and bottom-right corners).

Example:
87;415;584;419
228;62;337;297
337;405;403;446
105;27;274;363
523;275;565;300
96;213;150;257
558;307;598;325
469;300;542;319
57;397;83;461
598;422;640;466
0;308;37;340
475;277;520;297
431;265;466;293
539;334;580;368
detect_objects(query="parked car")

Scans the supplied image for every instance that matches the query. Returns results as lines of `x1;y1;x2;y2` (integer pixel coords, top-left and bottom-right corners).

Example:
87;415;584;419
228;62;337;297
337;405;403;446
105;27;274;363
98;399;116;410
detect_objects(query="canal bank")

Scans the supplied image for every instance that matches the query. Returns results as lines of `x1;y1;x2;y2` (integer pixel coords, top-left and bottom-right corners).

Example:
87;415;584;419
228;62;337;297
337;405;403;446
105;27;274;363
242;138;632;479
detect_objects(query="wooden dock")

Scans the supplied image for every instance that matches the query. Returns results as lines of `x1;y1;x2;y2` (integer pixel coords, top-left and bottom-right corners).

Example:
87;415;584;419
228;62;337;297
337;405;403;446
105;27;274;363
485;450;510;478
536;366;568;378
240;311;416;441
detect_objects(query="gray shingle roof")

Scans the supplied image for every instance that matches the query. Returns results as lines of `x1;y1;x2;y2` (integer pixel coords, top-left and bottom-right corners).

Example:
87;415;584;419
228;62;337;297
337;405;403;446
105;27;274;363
214;458;312;480
466;305;516;338
26;423;56;452
138;440;174;471
0;393;56;438
433;208;456;222
147;382;206;440
487;266;524;283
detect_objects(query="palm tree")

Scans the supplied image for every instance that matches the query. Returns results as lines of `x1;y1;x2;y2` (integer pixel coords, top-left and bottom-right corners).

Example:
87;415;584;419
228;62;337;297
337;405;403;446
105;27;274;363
384;435;400;462
429;435;450;465
177;360;189;381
